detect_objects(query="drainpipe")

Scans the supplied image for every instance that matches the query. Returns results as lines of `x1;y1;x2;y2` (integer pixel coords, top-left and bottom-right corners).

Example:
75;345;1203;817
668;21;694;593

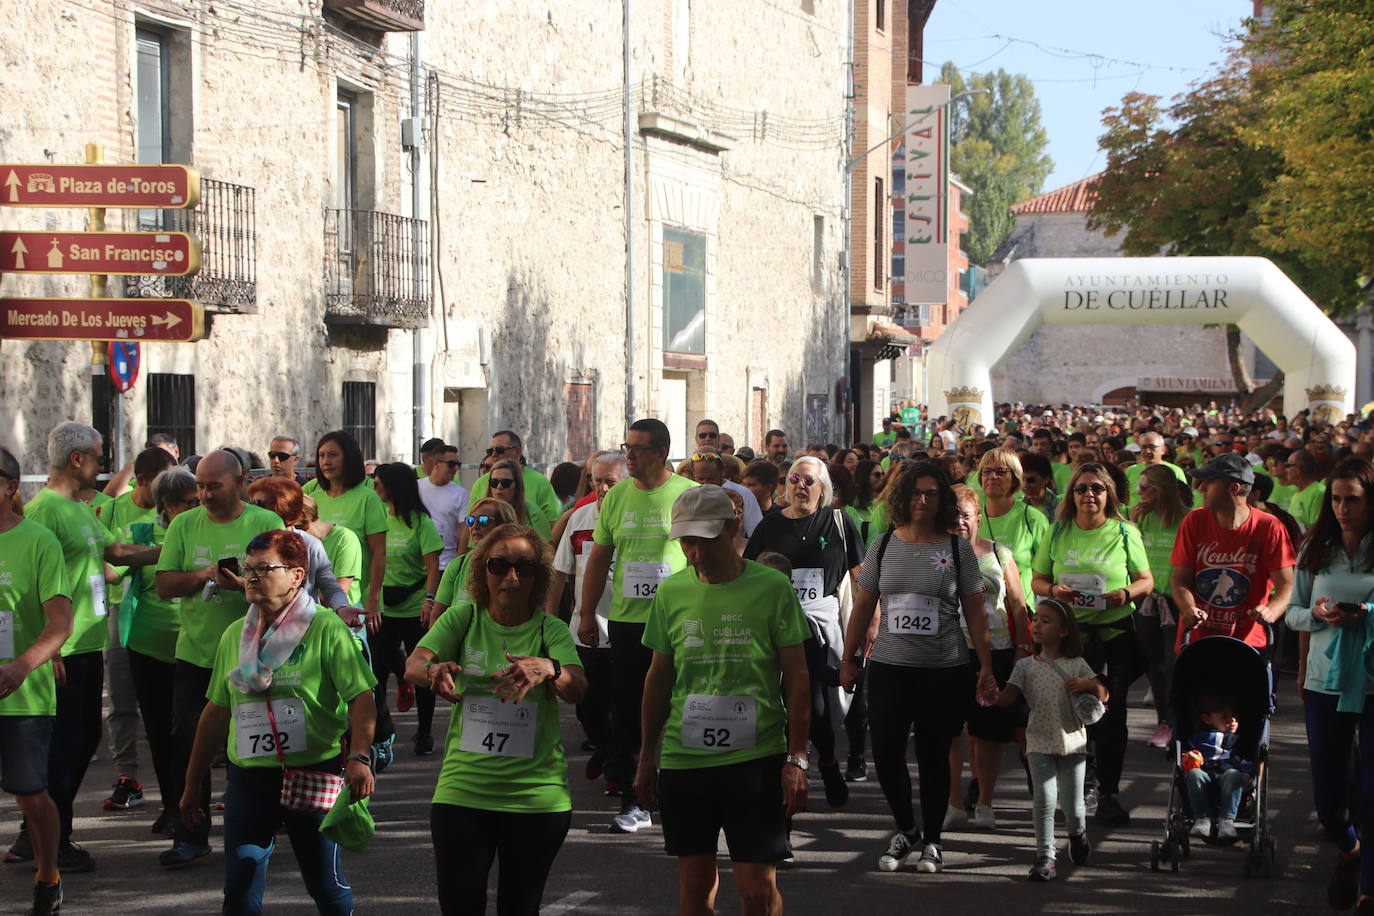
411;31;428;460
623;0;637;429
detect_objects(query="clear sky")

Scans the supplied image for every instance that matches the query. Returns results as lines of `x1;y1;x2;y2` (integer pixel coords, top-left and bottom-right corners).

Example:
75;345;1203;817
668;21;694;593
924;0;1247;194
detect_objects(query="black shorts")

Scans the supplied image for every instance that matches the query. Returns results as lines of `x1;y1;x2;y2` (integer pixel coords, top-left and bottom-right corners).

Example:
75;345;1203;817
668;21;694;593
966;647;1025;743
658;753;790;863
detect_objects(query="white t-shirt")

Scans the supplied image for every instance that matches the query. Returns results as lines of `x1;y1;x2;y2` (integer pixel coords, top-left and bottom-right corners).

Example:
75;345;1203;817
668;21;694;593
1008;654;1097;757
938;429;958;452
418;479;470;571
553;500;613;648
722;479;764;538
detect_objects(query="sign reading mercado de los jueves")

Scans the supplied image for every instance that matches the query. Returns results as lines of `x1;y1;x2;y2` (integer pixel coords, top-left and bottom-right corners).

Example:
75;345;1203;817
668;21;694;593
925;257;1356;426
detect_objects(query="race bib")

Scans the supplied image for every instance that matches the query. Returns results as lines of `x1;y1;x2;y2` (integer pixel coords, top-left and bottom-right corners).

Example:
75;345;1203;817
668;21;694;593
460;697;537;758
791;568;824;605
90;574;107;618
682;694;757;751
1061;574;1107;611
623;562;669;600
886;593;939;635
234;699;305;760
0;611;13;659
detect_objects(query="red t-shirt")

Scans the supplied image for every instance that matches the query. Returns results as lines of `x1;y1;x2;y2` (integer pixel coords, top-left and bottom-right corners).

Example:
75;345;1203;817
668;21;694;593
1170;506;1295;649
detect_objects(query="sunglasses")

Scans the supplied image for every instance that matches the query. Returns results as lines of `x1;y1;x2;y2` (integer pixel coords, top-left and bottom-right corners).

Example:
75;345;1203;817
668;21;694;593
788;474;818;486
441;459;460;469
696;430;719;439
486;556;538;578
692;453;723;463
464;515;495;527
489;478;515;489
484;445;514;457
1072;483;1108;495
267;451;295;462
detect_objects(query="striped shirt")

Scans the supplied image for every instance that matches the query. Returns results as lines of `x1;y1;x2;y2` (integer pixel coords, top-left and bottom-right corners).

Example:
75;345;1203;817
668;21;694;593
857;532;984;668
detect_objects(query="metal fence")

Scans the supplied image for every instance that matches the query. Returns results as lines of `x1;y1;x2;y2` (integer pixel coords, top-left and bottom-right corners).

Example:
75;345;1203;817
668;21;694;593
323;208;430;328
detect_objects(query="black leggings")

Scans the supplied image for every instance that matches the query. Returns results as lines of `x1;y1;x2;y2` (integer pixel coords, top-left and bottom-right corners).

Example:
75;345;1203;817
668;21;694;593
866;661;973;842
127;649;176;811
431;803;571;915
372;615;435;740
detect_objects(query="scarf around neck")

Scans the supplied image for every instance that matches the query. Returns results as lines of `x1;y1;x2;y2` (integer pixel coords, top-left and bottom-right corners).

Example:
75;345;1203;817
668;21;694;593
229;587;317;695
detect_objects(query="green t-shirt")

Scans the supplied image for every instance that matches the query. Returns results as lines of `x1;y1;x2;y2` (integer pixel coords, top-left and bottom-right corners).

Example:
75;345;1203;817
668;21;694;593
1051;462;1073;495
206;609;376;768
592;474;698;623
874;431;896;448
1124;461;1188;507
979;499;1049;603
1135;511;1181;595
302;480;388;601
469;467;562;535
320;524;363;608
126;517;180;664
418;602;580;813
434;552;472;609
1269;482;1298;513
382;512;444;618
0;519;68;715
26;488;116;657
98;490;157;606
1291;481;1327;530
157;504;284;669
1031;518;1149;629
88;491;113;513
642;562;809;771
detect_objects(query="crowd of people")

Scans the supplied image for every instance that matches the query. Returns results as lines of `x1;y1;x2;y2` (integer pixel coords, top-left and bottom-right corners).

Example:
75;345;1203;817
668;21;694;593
3;398;1374;913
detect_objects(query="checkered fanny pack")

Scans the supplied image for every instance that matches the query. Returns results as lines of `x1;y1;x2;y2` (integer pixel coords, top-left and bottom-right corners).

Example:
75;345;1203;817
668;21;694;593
266;699;345;813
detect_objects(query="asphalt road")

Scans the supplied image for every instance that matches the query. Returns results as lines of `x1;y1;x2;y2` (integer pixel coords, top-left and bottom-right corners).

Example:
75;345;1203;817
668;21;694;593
0;676;1346;914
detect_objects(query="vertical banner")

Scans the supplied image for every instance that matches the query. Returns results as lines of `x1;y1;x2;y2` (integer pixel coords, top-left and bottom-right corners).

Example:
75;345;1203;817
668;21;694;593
805;393;830;446
902;84;950;306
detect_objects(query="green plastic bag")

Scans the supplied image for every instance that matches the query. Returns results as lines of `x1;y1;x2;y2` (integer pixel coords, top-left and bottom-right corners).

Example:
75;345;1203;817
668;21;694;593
320;787;374;852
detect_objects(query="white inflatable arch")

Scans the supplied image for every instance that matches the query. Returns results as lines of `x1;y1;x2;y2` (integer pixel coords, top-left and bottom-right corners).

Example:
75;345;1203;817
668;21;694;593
927;257;1355;425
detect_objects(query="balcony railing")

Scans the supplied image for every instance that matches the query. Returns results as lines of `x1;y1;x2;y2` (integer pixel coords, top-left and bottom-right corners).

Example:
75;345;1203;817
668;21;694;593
323;0;424;32
125;178;257;313
324;208;429;328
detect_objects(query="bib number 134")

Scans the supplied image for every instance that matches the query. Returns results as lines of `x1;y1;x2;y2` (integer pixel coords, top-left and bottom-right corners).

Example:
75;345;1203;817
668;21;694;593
623;562;669;599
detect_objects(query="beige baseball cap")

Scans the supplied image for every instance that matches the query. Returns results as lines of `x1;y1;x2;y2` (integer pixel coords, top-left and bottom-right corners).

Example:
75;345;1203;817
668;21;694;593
669;485;736;540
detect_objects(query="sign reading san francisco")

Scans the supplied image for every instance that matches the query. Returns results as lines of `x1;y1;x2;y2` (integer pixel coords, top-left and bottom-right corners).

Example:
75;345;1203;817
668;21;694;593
0;298;206;342
0;231;200;276
0;164;200;209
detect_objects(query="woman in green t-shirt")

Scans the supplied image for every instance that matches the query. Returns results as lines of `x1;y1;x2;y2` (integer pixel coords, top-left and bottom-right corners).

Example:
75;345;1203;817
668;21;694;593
1031;463;1153;829
371;463;443;760
304;431;387;629
405;524;586;915
472;458;552;543
1130;463;1191;749
428;498;518;625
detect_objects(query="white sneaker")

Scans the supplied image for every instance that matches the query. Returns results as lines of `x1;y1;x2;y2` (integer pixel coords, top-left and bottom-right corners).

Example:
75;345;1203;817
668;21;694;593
1190;817;1212;839
611;805;651;834
878;831;918;872
942;806;968;831
972;804;996;830
915;843;944;873
1218;818;1238;841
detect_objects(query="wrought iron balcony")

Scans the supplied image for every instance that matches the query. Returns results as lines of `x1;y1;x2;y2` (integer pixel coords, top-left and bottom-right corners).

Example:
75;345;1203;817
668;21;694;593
125;178;257;314
324;208;429;328
323;0;424;32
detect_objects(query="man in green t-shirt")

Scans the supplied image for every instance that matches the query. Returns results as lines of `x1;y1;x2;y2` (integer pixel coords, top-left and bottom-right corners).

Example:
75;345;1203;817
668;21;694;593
0;446;74;913
18;423;161;875
466;430;562;525
635;485;810;913
1286;449;1327;530
153;450;283;868
1123;432;1187;507
580;418;697;834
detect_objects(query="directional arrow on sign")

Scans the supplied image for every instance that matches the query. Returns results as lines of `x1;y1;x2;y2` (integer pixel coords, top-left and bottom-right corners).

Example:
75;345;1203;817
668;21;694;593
9;236;26;269
3;171;18;204
152;311;182;331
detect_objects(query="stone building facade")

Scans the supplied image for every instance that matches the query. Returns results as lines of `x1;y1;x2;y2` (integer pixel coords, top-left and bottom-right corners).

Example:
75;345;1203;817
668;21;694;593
0;0;850;477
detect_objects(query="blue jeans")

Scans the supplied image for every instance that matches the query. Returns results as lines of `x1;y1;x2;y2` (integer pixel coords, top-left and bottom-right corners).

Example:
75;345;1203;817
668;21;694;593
1027;752;1086;860
1185;767;1248;820
222;762;351;915
1304;690;1374;895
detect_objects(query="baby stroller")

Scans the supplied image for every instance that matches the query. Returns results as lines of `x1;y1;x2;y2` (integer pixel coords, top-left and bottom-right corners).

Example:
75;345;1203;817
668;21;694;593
1150;633;1278;877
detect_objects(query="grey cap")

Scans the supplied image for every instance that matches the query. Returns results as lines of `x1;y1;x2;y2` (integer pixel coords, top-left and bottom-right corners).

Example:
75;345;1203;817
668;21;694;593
1188;453;1255;486
669;485;736;540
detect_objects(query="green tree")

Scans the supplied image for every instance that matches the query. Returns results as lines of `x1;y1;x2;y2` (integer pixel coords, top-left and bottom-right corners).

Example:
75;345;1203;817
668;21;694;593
940;62;1053;265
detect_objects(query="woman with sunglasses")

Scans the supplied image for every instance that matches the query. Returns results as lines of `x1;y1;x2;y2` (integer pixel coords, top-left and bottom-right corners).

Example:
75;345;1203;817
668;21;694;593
481;459;553;543
430;499;519;621
303;431;387;633
367;463;444;761
745;457;865;809
405;525;587;915
1031;463;1152;829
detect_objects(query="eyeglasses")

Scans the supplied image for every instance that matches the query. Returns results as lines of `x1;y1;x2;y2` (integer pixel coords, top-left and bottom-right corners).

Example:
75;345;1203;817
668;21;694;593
441;460;460;469
267;451;296;462
465;515;495;527
788;474;818;486
489;477;515;490
980;467;1012;477
911;488;941;502
484;445;513;457
486;556;538;578
1073;483;1108;496
620;442;660;454
692;453;723;463
243;564;291;579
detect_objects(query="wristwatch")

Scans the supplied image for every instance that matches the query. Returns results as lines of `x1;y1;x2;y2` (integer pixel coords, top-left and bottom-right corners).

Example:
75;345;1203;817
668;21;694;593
346;753;372;767
784;754;810;772
546;657;562;681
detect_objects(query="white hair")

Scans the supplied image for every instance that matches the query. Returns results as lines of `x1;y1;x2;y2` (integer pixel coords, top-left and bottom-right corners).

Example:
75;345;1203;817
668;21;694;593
48;421;101;470
789;455;834;510
593;450;628;473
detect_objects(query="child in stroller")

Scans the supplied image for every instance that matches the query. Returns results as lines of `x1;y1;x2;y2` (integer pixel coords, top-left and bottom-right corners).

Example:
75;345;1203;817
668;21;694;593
1184;693;1258;842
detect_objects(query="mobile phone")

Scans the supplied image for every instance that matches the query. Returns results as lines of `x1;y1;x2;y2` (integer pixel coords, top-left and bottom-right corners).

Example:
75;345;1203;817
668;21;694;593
1336;601;1367;617
217;557;241;577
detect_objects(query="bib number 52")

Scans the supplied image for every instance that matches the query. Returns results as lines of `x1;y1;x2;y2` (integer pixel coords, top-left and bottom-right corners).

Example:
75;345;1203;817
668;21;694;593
700;727;732;748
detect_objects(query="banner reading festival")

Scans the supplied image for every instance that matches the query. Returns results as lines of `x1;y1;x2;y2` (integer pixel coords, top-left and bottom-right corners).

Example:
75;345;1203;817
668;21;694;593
901;83;951;307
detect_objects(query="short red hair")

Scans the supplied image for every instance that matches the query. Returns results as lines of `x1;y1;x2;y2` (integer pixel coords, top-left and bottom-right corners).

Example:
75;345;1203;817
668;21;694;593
246;529;308;570
247;477;305;526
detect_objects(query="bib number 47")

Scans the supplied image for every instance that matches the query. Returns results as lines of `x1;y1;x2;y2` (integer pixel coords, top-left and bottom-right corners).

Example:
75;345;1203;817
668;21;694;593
480;732;511;754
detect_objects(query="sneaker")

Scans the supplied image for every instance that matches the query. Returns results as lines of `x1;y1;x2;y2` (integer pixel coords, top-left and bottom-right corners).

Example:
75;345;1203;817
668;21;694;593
845;754;868;783
32;878;62;915
104;776;145;811
1083;787;1099;816
1218;818;1239;842
1190;817;1213;839
151;809;176;838
372;734;396;774
56;842;95;874
972;804;996;830
413;733;435;756
1147;722;1173;748
610;805;651;834
1027;856;1057;881
1331;851;1361;910
584;757;604;781
820;761;849;808
877;830;919;872
1095;792;1130;827
4;830;33;863
1069;831;1091;865
942;805;967;831
915;843;943;873
396;682;415;713
603;781;624;797
962;777;980;813
158;841;210;869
